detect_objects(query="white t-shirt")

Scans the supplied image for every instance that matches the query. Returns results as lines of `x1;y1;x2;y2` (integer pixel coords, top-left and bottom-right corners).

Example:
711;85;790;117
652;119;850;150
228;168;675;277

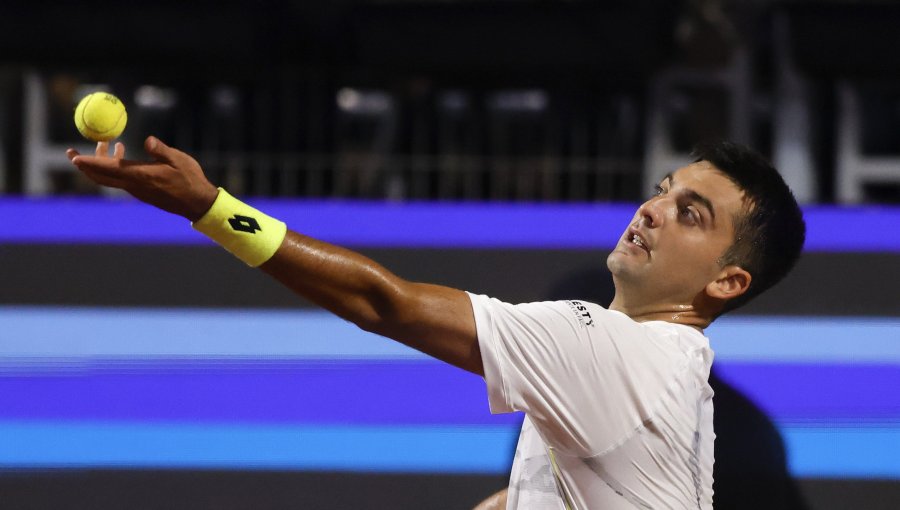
468;293;715;510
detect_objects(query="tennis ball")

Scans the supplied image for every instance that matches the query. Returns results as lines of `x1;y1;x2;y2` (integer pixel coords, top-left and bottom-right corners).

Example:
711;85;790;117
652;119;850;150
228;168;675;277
74;92;128;142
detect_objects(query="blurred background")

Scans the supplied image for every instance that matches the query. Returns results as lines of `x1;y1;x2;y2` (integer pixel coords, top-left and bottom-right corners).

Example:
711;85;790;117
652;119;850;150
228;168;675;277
1;0;899;508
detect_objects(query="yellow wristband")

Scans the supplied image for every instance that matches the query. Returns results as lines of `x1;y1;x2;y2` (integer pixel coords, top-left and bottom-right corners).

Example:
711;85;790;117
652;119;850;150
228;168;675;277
192;188;287;267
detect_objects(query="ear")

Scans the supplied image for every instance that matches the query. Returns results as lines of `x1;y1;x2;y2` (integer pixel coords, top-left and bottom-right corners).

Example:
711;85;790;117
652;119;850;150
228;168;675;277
705;265;752;301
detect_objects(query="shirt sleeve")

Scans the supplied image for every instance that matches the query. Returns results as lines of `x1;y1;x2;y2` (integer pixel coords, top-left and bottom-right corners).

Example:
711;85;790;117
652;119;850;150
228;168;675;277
468;292;688;457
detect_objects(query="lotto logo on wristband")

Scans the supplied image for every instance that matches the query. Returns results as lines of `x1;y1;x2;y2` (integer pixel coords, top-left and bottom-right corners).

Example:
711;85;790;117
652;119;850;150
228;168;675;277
228;215;261;234
194;188;287;267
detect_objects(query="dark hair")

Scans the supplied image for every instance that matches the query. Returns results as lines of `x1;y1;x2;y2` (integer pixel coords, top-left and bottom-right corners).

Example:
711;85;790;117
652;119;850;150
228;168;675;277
691;140;806;314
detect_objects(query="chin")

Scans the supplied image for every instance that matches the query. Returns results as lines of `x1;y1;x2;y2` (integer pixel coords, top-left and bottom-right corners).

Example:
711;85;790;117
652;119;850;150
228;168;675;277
608;252;658;292
606;251;633;278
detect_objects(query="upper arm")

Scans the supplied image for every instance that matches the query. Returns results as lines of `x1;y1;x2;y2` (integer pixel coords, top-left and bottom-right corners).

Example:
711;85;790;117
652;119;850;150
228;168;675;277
366;281;482;375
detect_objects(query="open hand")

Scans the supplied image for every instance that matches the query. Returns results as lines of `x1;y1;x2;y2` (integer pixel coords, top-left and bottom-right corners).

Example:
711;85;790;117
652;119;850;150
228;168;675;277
67;136;220;222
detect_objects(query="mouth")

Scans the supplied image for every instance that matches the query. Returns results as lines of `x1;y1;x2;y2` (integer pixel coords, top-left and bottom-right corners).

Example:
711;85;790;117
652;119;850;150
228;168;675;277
624;228;650;255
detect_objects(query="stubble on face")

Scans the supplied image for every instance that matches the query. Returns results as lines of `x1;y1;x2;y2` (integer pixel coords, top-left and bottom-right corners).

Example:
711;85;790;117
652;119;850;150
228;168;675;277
606;162;746;315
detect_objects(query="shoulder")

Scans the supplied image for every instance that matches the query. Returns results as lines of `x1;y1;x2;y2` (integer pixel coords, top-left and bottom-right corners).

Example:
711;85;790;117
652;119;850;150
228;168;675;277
469;293;649;330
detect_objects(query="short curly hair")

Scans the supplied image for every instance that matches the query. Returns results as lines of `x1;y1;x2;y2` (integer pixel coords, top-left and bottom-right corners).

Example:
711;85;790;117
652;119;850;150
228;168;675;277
691;141;806;313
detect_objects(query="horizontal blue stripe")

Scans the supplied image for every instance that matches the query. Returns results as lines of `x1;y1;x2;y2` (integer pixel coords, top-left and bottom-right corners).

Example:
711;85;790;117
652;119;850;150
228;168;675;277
3;198;899;251
714;363;900;422
1;420;897;478
4;307;900;364
0;359;520;426
0;307;425;360
783;426;900;479
0;421;518;473
0;359;896;424
1;198;632;248
3;307;899;425
707;317;900;363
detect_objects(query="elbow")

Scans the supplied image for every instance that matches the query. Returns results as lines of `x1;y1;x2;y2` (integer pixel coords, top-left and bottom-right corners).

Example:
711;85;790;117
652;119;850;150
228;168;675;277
351;279;414;337
354;312;388;336
354;303;413;340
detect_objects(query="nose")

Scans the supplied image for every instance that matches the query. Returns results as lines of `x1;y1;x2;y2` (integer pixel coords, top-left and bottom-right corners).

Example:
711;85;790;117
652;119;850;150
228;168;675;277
636;196;664;228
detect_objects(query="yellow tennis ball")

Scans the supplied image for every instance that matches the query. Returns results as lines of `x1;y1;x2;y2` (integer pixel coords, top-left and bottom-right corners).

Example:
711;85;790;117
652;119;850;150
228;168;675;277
74;92;128;142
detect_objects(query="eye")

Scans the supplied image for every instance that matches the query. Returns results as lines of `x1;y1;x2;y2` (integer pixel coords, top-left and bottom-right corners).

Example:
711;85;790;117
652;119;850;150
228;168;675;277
652;184;665;198
679;205;700;225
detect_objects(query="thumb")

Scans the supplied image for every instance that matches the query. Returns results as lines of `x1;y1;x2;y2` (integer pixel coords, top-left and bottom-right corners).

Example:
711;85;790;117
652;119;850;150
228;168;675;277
144;136;178;165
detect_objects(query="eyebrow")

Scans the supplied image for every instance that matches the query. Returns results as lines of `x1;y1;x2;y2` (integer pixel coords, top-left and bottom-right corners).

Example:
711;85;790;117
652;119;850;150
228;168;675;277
663;173;716;222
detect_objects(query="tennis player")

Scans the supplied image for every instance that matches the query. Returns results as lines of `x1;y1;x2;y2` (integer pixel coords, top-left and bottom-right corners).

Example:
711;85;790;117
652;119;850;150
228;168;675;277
67;137;804;510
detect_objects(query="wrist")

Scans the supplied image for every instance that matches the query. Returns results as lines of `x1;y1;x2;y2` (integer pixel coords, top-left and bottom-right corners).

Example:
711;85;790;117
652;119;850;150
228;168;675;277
186;184;220;222
191;188;287;267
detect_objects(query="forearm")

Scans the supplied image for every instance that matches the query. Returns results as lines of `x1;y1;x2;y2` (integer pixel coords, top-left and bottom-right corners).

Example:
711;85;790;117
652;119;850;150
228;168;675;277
193;188;482;373
261;231;407;329
260;231;482;374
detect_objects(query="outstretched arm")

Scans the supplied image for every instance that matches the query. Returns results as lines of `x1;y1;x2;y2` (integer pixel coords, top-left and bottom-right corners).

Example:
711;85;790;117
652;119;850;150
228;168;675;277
68;137;482;375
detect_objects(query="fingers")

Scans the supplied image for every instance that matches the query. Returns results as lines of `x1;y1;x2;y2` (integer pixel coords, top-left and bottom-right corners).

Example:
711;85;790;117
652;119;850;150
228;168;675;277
67;147;130;188
66;142;139;191
91;141;125;159
144;136;177;165
70;153;145;182
71;139;160;182
79;166;130;190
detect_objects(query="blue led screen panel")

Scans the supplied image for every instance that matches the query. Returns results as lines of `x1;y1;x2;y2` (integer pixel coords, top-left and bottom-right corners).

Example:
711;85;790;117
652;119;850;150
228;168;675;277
3;198;899;251
2;308;898;478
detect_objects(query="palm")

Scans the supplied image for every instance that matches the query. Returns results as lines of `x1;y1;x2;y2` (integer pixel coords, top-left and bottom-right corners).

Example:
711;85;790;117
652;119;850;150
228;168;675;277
67;137;219;221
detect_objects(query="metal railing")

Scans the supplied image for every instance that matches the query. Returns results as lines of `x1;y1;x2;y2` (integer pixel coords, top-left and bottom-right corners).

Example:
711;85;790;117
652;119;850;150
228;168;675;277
19;71;644;202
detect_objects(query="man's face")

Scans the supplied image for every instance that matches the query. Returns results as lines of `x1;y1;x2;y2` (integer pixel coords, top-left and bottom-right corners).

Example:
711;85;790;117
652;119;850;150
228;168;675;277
607;161;747;305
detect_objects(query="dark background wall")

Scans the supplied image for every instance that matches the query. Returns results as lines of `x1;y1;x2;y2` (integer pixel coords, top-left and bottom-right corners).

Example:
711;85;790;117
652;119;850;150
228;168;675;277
4;1;900;203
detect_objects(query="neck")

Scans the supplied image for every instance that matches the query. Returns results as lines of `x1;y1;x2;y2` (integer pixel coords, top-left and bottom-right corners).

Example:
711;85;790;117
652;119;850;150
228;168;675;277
608;293;712;331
